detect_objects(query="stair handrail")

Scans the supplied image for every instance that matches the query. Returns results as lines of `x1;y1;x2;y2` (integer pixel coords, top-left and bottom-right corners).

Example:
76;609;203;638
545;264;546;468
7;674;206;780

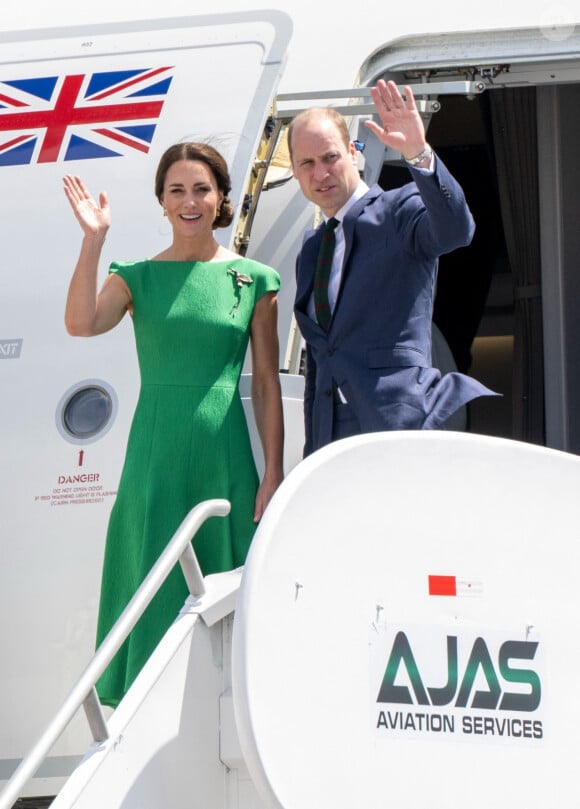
0;498;231;809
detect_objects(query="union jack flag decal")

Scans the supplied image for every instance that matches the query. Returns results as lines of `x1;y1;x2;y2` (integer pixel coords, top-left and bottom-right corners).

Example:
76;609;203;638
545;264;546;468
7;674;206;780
0;66;174;166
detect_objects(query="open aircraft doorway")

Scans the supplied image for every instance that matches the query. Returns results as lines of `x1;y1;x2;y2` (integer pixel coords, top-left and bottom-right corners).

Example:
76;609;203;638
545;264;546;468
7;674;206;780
358;27;580;452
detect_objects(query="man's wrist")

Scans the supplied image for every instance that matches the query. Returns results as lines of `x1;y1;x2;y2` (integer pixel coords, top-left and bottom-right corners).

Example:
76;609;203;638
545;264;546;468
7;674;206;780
405;144;432;167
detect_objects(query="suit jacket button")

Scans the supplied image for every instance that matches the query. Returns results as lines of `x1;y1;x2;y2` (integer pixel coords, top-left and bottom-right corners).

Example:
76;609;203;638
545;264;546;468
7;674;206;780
325;388;332;397
327;348;334;356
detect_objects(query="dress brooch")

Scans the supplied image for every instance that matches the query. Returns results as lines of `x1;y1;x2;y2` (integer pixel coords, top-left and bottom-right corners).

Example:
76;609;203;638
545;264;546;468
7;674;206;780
228;267;254;315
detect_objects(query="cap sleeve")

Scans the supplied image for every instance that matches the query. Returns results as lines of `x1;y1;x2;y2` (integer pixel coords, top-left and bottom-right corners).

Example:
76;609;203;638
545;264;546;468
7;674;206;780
108;260;144;297
251;262;281;301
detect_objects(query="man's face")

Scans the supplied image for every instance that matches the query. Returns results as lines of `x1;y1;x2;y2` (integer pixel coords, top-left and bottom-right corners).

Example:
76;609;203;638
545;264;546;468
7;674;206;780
290;116;360;217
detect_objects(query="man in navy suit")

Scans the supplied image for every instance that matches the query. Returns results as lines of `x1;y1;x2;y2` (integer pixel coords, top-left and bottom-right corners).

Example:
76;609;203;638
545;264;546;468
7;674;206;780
290;79;496;456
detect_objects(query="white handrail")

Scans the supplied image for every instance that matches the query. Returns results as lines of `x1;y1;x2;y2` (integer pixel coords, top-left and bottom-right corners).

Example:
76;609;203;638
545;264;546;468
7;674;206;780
0;498;231;809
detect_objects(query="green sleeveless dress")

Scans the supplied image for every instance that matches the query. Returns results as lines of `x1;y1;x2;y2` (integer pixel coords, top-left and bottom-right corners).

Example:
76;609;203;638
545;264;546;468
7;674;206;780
95;257;280;707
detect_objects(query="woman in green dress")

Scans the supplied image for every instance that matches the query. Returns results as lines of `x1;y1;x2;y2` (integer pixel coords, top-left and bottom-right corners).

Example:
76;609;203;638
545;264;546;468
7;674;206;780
64;142;284;707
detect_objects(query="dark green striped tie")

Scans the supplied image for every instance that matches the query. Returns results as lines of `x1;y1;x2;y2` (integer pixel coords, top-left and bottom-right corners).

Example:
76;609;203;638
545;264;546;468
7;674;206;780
313;217;339;330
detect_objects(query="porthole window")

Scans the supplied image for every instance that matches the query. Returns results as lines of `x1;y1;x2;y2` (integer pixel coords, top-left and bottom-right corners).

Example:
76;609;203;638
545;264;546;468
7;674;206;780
56;380;118;445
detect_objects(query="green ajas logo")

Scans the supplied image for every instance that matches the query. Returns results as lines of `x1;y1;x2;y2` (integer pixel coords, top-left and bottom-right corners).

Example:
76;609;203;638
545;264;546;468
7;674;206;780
377;631;541;712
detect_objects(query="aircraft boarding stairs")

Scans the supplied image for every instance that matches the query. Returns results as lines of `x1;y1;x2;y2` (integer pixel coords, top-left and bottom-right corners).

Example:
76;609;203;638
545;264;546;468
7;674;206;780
3;383;580;807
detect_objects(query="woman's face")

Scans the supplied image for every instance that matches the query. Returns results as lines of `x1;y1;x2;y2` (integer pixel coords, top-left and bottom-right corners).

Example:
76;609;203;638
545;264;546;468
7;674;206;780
160;159;224;237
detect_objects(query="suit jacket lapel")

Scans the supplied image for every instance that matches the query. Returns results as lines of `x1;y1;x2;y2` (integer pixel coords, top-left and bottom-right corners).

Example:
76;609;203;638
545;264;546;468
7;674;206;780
335;185;382;312
295;224;324;313
341;185;382;269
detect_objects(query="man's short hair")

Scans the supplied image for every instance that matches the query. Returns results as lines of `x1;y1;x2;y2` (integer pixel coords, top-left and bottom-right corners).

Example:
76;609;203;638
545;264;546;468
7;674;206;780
287;107;351;161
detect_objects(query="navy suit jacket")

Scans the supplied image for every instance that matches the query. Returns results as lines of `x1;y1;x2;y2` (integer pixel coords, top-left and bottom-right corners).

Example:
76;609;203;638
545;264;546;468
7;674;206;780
294;153;495;456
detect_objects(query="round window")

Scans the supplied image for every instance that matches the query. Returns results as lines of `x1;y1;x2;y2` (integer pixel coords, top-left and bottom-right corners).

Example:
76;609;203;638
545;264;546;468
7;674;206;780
56;380;118;444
